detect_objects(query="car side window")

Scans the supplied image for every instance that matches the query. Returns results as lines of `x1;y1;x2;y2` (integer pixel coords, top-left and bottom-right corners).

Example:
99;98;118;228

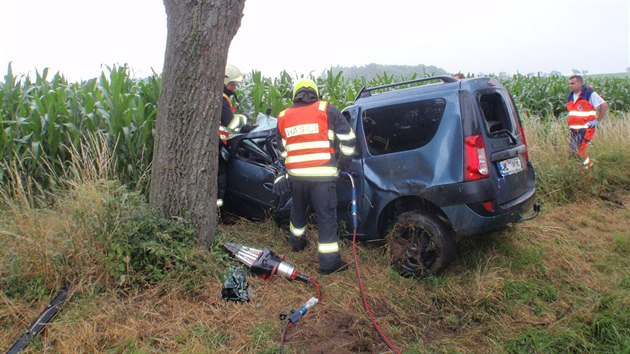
362;98;446;156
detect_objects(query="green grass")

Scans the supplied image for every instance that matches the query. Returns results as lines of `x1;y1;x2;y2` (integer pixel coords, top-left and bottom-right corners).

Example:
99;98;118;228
503;279;558;304
1;162;629;352
502;290;630;354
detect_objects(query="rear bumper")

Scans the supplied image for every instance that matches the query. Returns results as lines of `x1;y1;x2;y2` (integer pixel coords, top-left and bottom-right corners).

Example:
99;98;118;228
420;169;537;237
439;195;535;236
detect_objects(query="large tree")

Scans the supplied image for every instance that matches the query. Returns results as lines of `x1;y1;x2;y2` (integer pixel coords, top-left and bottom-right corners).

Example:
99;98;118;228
150;0;246;248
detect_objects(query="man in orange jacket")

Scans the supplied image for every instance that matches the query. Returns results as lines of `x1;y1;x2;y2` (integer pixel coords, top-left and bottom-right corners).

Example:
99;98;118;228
273;79;356;275
566;75;608;169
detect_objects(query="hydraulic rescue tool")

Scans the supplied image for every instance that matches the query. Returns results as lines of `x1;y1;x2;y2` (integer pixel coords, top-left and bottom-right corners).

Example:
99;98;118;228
223;243;312;283
222;242;321;353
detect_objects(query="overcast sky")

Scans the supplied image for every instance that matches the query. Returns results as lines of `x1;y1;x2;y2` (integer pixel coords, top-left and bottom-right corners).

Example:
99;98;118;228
1;0;628;82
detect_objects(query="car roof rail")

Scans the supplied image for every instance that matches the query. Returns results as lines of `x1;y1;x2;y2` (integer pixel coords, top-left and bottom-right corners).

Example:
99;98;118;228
355;75;457;100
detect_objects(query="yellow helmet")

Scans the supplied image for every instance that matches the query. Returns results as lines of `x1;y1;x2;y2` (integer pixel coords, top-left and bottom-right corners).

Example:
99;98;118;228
292;78;318;100
224;64;244;85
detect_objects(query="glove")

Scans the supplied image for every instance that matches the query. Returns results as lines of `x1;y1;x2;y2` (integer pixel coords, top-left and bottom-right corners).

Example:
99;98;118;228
337;158;351;172
587;120;599;128
272;174;291;195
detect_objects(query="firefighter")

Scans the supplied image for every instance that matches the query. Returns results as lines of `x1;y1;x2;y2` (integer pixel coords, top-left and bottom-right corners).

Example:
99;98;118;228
566;75;608;169
217;64;244;208
273;78;356;275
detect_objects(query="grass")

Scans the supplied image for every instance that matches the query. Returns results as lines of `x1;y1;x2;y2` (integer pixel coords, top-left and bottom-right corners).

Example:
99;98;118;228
523;112;630;204
2;186;628;352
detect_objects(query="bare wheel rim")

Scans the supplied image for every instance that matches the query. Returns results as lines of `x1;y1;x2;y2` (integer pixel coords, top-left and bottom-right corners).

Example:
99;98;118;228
389;220;444;275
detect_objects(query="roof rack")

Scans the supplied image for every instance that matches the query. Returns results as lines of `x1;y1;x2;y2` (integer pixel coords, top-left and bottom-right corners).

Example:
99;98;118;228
355;75;457;100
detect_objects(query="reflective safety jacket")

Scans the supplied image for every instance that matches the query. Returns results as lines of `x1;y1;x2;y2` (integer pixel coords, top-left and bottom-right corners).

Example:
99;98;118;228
566;88;596;129
278;100;356;181
220;93;236;144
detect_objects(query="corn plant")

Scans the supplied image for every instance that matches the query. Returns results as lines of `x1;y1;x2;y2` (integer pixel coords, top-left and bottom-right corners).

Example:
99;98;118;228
501;73;630;119
0;63;159;193
2;64;629;196
240;70;293;117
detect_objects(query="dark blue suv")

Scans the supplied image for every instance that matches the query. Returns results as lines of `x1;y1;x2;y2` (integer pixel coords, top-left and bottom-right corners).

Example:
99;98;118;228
223;76;539;276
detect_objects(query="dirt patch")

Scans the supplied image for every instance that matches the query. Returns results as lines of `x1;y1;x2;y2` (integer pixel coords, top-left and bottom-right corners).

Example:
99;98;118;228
280;308;382;353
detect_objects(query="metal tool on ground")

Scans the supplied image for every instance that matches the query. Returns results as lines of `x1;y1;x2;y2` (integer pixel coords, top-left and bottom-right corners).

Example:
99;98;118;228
223;243;313;282
7;284;72;354
288;296;319;324
279;296;319;353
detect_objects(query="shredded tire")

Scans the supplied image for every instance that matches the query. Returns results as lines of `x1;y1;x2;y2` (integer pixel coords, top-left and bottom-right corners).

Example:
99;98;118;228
388;211;454;277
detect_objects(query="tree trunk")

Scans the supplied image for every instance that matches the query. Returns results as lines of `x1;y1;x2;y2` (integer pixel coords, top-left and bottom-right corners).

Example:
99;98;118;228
150;0;245;248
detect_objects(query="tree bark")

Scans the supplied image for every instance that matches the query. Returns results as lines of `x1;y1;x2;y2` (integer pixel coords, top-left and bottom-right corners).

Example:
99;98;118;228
151;0;245;248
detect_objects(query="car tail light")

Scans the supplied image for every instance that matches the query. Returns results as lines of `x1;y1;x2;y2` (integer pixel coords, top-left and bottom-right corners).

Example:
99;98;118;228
464;134;489;181
518;123;529;161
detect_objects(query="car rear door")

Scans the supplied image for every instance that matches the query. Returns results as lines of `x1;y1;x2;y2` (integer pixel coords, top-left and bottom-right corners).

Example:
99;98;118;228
475;88;532;206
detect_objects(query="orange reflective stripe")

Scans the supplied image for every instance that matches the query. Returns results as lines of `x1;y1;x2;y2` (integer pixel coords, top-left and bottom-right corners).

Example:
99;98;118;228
223;93;236;113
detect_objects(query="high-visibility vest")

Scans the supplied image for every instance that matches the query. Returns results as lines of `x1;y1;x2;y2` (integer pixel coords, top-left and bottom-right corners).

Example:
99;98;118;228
219;93;236;144
278;101;338;178
566;88;596;129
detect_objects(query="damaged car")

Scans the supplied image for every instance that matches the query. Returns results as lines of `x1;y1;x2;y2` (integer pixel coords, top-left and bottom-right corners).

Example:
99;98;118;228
223;76;539;277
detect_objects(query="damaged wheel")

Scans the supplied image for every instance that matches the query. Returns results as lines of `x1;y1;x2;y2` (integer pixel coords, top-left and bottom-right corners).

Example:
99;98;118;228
388;211;454;277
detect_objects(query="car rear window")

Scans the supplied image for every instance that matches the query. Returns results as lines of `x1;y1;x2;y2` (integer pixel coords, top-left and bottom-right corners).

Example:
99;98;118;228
478;92;514;134
362;98;445;156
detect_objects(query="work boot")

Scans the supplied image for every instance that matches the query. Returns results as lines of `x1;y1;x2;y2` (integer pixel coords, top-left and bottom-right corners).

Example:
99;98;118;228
288;235;308;252
318;260;349;275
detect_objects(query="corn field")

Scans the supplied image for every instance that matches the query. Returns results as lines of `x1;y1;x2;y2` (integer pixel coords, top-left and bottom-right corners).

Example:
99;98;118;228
1;63;629;194
0;64;159;194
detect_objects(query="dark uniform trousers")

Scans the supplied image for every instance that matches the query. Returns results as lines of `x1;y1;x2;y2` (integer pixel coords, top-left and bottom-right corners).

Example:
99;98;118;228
290;179;340;271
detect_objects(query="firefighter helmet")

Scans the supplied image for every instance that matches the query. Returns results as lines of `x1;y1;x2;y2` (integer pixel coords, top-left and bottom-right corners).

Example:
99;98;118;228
292;78;319;100
224;64;244;85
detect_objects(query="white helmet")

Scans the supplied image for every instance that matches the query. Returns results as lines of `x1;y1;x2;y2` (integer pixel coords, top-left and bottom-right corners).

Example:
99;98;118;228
224;64;244;85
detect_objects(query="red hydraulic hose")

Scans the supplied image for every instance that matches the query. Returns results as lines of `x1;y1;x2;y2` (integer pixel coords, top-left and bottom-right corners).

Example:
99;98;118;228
352;227;401;354
342;171;401;353
309;277;322;301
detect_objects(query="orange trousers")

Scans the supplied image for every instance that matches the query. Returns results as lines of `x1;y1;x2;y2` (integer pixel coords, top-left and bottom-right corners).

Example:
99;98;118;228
569;127;596;161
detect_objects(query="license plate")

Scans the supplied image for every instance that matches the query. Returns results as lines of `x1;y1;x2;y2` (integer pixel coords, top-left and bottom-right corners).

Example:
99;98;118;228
498;156;522;176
